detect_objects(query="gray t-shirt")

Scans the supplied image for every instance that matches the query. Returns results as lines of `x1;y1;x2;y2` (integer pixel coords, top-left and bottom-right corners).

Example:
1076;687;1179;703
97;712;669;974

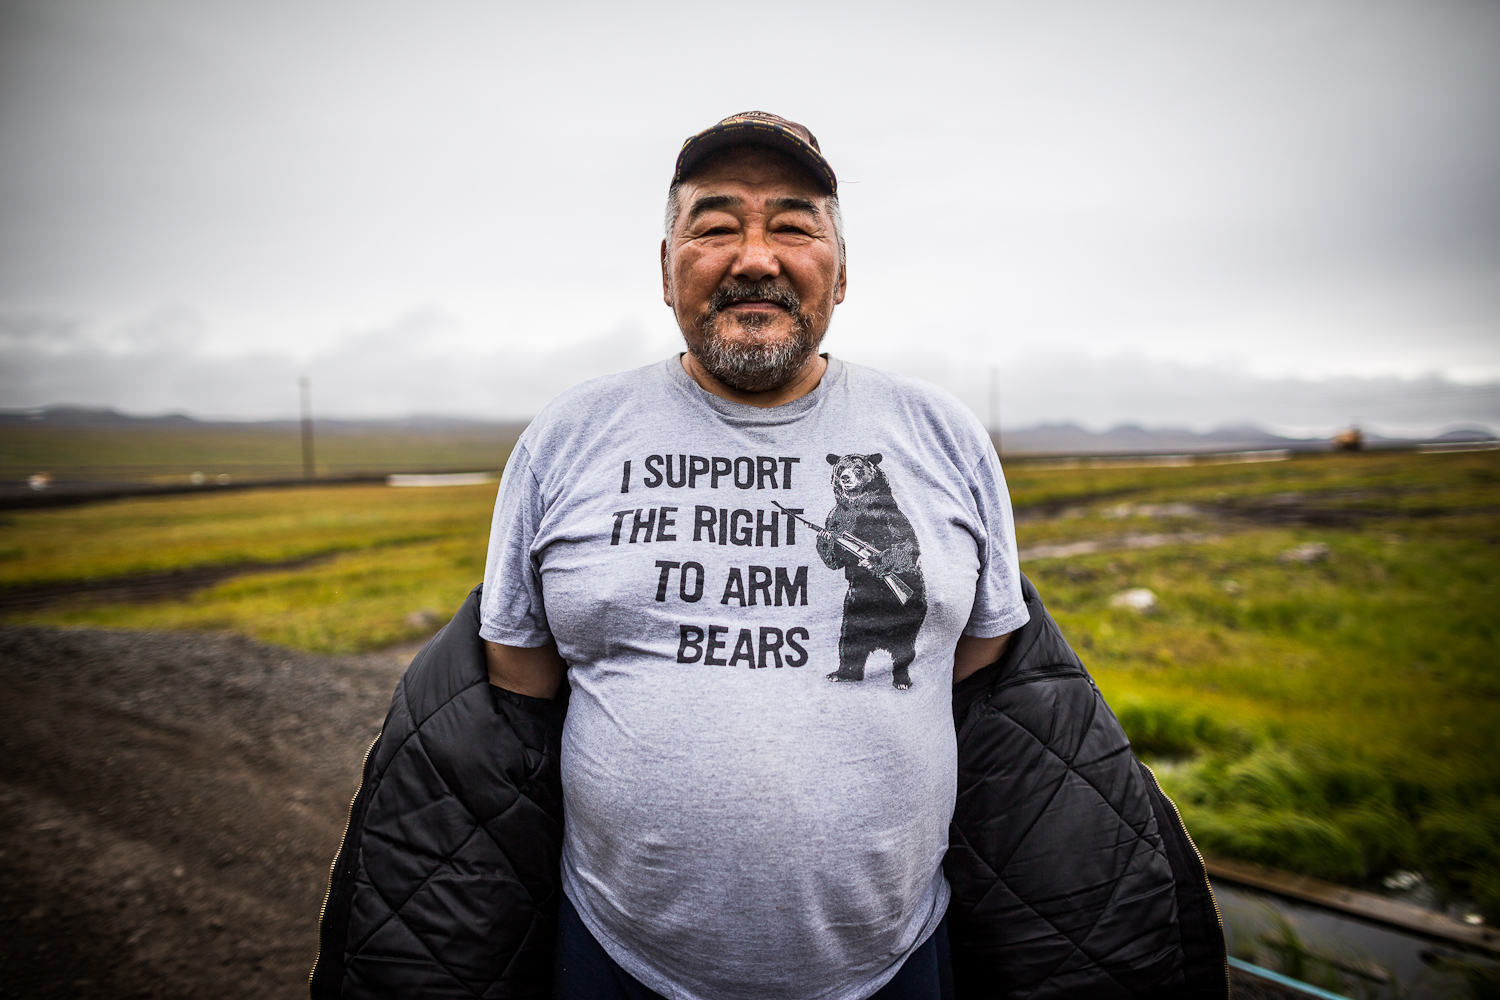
480;356;1028;1000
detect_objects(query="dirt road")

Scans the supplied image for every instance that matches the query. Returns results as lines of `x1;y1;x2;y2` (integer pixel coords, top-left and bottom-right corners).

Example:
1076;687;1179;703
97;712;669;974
0;625;408;999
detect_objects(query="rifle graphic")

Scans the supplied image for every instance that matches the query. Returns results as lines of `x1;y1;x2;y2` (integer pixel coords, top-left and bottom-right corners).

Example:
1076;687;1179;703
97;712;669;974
773;502;915;605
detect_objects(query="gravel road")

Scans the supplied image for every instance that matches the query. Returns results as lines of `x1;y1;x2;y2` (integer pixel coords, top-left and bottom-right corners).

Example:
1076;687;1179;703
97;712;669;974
0;625;410;999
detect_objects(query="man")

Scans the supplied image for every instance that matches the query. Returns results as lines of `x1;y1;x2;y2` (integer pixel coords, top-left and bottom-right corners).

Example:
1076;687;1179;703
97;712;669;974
480;111;1026;999
311;113;1227;1000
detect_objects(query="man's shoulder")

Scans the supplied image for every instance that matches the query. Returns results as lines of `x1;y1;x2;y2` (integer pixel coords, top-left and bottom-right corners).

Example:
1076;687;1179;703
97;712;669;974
836;358;988;436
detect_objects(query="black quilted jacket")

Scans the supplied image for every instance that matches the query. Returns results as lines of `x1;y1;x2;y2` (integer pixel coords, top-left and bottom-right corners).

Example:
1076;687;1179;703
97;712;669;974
311;577;1227;998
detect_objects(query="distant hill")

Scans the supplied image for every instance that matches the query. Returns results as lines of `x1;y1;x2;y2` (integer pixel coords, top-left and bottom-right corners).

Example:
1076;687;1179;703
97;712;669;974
0;406;203;427
0;406;530;436
996;422;1300;455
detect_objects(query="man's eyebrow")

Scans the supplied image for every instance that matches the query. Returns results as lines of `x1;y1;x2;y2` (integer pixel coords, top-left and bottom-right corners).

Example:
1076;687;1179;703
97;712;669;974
765;197;821;215
684;194;823;226
685;194;741;224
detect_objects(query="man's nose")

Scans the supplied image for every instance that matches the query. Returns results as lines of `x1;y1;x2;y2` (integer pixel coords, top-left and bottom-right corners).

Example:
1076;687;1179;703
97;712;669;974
730;230;780;282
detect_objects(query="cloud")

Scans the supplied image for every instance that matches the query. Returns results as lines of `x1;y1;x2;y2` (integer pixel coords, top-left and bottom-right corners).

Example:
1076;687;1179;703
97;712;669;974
0;307;667;419
3;307;1494;438
916;350;1500;438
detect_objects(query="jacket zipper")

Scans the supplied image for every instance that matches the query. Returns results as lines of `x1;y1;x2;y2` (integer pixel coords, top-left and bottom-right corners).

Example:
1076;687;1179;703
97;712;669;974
991;666;1083;692
309;734;380;992
1141;761;1230;998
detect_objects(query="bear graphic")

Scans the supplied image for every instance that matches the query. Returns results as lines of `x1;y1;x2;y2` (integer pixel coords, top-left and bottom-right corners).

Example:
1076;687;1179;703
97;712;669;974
817;453;928;689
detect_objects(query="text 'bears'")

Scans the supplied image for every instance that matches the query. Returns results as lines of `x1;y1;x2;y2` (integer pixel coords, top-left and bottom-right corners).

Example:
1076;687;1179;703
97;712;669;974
677;625;811;668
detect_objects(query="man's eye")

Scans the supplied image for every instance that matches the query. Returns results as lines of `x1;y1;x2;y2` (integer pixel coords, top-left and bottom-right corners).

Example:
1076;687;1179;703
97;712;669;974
699;226;734;237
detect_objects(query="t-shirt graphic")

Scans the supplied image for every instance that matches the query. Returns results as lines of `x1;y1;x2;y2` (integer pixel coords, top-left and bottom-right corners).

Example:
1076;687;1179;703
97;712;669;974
808;452;928;689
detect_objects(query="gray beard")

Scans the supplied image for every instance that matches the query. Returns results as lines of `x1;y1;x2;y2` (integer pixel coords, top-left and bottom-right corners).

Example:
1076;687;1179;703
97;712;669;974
686;284;823;393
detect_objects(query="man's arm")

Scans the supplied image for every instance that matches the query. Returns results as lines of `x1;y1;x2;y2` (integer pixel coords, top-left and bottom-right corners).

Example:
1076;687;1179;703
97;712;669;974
485;639;568;700
954;631;1014;685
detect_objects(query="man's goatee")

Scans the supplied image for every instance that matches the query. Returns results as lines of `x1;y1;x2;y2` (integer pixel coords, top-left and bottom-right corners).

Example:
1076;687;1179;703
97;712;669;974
687;281;822;393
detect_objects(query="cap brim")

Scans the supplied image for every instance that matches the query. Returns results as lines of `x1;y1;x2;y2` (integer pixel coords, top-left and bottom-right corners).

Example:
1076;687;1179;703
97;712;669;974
674;121;837;194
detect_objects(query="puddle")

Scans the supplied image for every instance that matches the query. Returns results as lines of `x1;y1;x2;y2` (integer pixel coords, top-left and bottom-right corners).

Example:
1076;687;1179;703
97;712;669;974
1214;879;1499;999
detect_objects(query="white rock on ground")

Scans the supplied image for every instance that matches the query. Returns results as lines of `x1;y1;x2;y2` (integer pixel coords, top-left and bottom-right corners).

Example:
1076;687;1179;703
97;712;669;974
1279;542;1331;563
1109;588;1157;611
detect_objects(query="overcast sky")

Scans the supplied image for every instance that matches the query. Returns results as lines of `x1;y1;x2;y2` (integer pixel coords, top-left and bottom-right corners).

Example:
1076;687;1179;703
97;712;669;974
1;0;1497;434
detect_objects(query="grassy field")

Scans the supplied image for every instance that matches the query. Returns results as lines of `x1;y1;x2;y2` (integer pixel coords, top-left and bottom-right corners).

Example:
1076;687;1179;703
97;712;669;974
0;482;500;651
1003;450;1500;924
2;448;1497;921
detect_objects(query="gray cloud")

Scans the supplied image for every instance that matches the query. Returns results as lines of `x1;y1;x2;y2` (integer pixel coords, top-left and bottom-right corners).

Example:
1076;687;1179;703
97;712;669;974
0;307;664;419
2;308;1493;438
874;348;1500;438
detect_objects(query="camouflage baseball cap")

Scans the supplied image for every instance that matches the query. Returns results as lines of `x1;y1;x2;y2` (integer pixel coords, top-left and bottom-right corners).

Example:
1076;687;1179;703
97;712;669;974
672;111;837;194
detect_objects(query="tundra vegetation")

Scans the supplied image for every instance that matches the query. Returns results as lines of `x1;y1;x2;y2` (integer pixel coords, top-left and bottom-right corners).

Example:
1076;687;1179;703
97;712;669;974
2;446;1496;924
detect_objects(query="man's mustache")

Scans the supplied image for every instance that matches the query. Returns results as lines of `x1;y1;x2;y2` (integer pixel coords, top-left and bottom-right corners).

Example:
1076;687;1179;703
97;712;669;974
706;281;801;316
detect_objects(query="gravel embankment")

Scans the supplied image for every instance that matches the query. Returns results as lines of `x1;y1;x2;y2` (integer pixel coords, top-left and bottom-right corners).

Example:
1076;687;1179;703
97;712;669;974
0;625;410;999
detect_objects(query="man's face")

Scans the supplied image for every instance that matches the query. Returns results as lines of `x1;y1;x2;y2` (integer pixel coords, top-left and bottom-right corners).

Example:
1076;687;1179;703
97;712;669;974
662;146;846;393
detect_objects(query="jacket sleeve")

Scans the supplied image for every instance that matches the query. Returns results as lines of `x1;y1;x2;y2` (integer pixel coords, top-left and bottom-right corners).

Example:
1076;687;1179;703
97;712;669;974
311;585;568;999
945;574;1227;1000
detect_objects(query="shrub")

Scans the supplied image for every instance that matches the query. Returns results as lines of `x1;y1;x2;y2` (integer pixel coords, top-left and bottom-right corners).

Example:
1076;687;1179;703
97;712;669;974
1114;697;1247;759
1419;799;1500;922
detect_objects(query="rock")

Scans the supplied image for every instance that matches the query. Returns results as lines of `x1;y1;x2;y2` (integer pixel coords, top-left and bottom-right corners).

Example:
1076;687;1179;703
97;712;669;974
1108;588;1157;611
1102;502;1199;519
1383;870;1422;892
1279;542;1331;563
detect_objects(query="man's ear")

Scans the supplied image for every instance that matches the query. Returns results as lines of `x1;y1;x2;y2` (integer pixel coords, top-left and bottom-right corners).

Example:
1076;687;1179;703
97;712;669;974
661;240;672;308
834;259;847;306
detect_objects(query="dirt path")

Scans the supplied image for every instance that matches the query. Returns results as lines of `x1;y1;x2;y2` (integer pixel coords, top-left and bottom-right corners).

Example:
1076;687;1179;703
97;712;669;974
0;625;410;999
0;557;336;614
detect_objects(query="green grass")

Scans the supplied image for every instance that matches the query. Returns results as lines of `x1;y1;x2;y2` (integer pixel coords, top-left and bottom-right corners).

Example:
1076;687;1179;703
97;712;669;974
2;448;1497;918
21;534;490;653
0;482;498;652
0;482;498;586
1028;530;1499;908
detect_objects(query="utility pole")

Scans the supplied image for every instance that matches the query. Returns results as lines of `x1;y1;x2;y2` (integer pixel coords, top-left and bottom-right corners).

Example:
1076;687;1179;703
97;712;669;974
299;376;316;479
988;365;1001;459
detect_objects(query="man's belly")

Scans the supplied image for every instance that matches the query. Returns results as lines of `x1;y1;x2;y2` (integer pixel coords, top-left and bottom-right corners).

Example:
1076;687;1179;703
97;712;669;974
556;675;956;1000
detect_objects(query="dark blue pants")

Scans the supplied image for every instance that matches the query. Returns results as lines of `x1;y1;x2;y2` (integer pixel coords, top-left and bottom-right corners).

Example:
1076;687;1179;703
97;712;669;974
554;892;955;1000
